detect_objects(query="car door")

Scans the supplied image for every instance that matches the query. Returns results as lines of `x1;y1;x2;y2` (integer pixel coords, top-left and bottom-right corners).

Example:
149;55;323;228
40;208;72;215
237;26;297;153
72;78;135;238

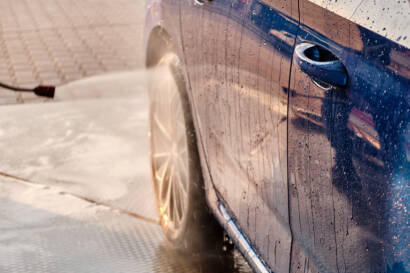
288;1;409;272
180;0;299;272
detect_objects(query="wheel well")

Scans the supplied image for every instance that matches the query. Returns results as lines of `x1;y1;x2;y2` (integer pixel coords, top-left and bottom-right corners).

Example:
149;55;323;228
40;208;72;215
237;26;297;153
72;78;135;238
145;26;174;68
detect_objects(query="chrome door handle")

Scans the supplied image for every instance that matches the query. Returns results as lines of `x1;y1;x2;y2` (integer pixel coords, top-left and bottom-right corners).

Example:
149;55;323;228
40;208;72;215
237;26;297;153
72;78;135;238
295;43;348;88
194;0;212;6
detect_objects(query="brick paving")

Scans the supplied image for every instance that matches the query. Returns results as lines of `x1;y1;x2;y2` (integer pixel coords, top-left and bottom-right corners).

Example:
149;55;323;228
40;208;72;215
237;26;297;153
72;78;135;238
0;0;145;104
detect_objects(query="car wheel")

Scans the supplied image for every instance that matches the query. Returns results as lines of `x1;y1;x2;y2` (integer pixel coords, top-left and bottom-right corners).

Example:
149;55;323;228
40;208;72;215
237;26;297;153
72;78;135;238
148;52;223;254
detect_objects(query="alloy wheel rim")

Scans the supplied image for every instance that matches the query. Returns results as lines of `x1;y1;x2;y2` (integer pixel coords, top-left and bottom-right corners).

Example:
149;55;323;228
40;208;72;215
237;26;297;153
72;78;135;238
151;69;189;233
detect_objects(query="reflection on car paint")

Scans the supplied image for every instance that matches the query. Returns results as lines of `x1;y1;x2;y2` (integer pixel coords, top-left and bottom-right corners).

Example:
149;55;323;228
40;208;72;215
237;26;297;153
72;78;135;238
347;107;380;150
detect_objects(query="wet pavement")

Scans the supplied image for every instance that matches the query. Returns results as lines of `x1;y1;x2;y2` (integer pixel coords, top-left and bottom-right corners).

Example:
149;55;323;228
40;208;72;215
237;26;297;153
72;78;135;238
0;174;250;273
0;72;253;273
0;72;155;220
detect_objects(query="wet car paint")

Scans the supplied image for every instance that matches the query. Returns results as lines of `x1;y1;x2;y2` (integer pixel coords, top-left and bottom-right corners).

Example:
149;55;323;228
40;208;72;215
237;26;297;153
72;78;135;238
145;0;409;272
179;0;298;272
288;1;409;272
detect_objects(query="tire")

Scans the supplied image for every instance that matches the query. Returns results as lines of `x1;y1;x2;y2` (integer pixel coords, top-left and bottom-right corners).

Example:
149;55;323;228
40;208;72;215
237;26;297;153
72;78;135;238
148;52;223;254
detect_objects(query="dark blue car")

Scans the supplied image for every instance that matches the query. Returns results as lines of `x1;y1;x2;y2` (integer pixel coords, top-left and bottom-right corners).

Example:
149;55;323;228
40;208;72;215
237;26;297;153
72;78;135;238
144;1;409;272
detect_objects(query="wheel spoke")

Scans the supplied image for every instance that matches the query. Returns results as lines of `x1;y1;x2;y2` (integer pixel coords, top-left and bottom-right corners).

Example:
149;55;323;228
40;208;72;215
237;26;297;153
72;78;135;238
160;165;173;216
174;195;183;224
153;152;171;159
174;171;186;224
160;190;170;215
165;169;173;205
166;164;176;216
157;160;172;208
177;156;189;178
155;157;170;182
153;114;172;141
171;182;180;225
175;170;188;197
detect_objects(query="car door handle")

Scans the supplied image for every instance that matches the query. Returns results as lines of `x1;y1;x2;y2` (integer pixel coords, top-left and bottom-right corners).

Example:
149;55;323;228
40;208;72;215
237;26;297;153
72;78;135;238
194;0;212;6
295;43;348;88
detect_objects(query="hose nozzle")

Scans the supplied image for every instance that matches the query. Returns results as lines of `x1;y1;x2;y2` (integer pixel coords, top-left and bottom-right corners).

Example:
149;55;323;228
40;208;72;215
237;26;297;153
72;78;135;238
33;85;55;98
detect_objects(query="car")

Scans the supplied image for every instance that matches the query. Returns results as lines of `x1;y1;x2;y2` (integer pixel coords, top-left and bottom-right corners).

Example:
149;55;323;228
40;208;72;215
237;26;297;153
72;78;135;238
144;1;409;272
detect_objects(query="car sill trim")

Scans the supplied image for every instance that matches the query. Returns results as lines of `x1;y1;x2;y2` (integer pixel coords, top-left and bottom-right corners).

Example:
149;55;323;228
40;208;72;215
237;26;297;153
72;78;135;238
218;202;271;273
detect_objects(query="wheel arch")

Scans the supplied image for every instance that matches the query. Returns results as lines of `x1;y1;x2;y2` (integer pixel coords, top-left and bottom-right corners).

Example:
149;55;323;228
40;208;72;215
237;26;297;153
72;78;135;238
145;26;174;68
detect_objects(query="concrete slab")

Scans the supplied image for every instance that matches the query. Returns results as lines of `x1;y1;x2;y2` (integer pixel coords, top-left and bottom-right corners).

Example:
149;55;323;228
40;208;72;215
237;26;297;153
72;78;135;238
0;175;236;273
0;71;155;220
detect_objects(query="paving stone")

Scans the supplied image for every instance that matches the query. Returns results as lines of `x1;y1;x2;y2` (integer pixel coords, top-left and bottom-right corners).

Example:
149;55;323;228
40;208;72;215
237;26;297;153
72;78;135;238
0;0;145;105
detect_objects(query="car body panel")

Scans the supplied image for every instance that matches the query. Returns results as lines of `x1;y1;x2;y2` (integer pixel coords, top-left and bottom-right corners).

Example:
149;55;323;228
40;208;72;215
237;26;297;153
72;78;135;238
180;0;299;271
288;1;409;272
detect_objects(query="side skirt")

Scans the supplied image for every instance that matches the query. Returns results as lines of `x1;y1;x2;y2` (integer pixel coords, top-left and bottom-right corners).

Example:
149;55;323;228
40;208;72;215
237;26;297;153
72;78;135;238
217;202;272;273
